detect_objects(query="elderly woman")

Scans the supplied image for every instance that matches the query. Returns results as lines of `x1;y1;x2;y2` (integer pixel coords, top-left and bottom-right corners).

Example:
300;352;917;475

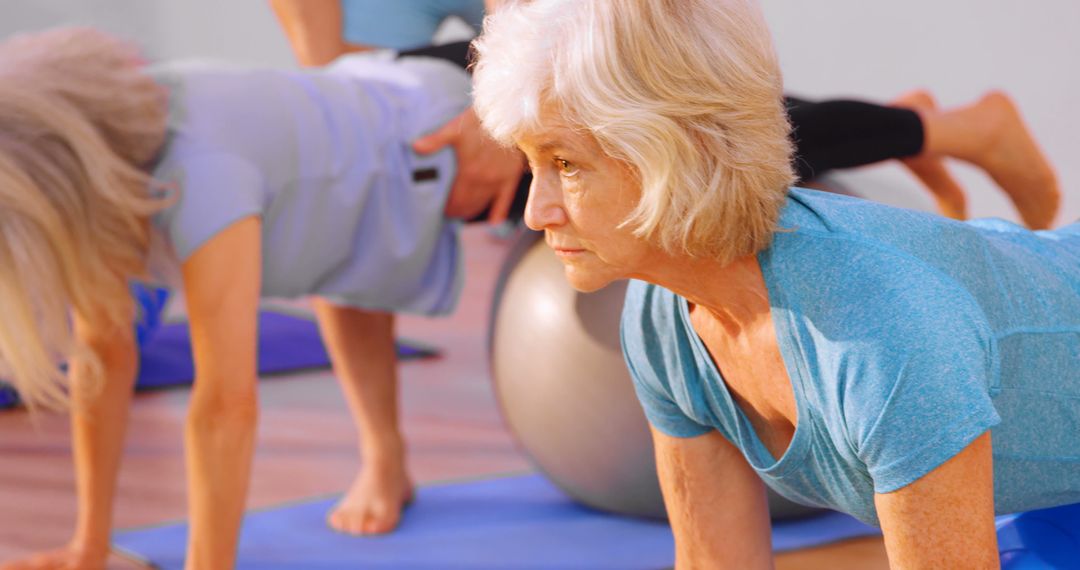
473;1;1080;568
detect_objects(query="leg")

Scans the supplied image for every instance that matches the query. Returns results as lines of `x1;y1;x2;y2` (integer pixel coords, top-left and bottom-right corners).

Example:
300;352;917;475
786;96;967;218
313;298;413;535
918;91;1060;229
891;90;969;220
786;96;924;182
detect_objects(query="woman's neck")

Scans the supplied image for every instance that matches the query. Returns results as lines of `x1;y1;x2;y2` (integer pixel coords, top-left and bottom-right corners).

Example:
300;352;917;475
636;252;771;335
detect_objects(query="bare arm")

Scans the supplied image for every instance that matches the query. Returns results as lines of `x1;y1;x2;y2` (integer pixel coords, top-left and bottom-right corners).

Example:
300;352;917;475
69;311;139;565
874;431;998;569
0;315;139;570
180;217;262;570
652;427;774;569
269;0;370;66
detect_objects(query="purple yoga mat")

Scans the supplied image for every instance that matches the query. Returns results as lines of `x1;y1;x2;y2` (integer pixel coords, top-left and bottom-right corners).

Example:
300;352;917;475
112;474;885;570
113;474;1080;569
134;310;438;390
0;311;438;408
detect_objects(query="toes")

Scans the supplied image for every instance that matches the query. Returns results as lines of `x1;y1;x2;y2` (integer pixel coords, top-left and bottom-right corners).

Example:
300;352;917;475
359;504;400;535
328;505;399;535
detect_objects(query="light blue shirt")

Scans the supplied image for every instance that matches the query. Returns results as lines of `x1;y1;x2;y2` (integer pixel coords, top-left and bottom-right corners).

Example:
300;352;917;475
341;0;486;50
148;53;471;315
622;188;1080;526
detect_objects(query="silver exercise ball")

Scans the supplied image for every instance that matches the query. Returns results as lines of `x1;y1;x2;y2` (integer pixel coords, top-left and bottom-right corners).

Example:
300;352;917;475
490;230;820;520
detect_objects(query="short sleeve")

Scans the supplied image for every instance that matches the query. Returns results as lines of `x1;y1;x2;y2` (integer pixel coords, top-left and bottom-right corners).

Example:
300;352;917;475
621;280;713;439
154;153;265;261
848;291;1001;494
340;0;443;50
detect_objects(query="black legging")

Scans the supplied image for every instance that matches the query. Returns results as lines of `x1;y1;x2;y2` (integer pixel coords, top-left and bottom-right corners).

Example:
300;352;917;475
785;96;923;182
400;43;926;221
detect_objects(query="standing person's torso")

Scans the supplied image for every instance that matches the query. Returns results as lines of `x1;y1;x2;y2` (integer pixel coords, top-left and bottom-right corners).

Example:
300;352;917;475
148;53;471;314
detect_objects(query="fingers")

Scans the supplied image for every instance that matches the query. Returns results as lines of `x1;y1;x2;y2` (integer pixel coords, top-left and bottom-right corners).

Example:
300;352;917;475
412;110;467;155
422;106;528;221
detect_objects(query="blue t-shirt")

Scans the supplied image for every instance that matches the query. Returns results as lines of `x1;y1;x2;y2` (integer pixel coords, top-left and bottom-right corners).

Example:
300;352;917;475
341;0;485;50
621;188;1080;526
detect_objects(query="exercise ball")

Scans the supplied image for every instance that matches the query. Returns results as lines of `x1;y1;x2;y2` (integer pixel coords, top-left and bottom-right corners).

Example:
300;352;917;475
490;229;821;520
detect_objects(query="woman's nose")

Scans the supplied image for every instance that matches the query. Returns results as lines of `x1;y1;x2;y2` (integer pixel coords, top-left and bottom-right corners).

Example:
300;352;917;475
523;174;567;231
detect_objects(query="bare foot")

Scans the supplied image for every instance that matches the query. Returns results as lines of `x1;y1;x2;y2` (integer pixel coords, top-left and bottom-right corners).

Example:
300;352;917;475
327;456;414;535
891;90;968;220
960;91;1060;229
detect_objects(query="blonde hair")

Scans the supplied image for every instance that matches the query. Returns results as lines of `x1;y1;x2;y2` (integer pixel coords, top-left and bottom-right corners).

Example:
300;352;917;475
473;0;795;262
0;28;171;409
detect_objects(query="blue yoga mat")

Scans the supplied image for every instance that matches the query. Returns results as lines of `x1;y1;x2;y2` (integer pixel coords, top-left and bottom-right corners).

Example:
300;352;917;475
113;474;883;570
0;311;438;409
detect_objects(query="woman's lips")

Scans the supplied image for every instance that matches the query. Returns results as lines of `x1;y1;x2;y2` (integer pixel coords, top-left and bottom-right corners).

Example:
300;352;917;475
551;246;586;258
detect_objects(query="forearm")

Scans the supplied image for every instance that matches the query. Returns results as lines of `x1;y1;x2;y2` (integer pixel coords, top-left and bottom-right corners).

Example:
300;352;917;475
655;430;774;569
269;0;347;66
184;389;259;570
69;336;139;556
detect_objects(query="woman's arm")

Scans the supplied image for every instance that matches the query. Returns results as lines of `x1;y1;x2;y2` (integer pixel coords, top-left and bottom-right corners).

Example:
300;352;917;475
652;427;774;569
0;317;138;570
270;0;374;67
874;431;998;569
66;312;140;566
180;217;262;570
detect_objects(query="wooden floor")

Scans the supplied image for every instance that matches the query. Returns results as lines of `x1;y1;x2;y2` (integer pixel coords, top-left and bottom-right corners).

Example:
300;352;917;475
0;226;888;569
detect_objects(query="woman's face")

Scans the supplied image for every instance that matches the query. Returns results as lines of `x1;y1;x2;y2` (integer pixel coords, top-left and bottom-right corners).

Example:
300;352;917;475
517;115;660;292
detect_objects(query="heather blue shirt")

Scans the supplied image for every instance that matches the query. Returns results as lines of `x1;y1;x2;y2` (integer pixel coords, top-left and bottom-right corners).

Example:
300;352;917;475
341;0;485;50
621;188;1080;526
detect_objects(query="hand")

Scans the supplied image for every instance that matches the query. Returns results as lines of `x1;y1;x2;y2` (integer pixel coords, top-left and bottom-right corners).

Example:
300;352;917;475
413;107;526;223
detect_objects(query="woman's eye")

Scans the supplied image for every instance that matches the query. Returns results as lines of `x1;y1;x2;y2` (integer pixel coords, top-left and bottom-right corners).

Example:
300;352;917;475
555;158;579;177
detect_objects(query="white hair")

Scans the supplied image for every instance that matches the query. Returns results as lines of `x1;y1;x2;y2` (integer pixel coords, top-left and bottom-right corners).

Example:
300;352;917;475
473;0;795;262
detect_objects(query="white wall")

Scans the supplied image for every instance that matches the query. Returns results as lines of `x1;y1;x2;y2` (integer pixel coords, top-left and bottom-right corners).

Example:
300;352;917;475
2;0;1076;224
764;0;1080;224
0;0;293;66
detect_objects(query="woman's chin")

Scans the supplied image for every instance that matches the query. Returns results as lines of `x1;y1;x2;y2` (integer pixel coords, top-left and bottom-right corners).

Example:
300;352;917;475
562;265;615;293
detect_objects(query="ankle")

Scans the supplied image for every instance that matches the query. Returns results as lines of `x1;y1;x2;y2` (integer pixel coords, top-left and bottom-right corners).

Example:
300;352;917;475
360;432;407;461
68;536;110;563
959;92;1014;155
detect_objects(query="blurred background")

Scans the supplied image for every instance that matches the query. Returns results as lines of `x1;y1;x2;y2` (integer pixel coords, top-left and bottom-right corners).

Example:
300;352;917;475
0;0;1075;225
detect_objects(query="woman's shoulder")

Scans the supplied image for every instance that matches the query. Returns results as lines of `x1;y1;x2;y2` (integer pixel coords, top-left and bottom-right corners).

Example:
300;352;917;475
770;188;996;308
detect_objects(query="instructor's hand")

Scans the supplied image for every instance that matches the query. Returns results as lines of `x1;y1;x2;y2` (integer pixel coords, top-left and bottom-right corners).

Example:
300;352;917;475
413;107;525;223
